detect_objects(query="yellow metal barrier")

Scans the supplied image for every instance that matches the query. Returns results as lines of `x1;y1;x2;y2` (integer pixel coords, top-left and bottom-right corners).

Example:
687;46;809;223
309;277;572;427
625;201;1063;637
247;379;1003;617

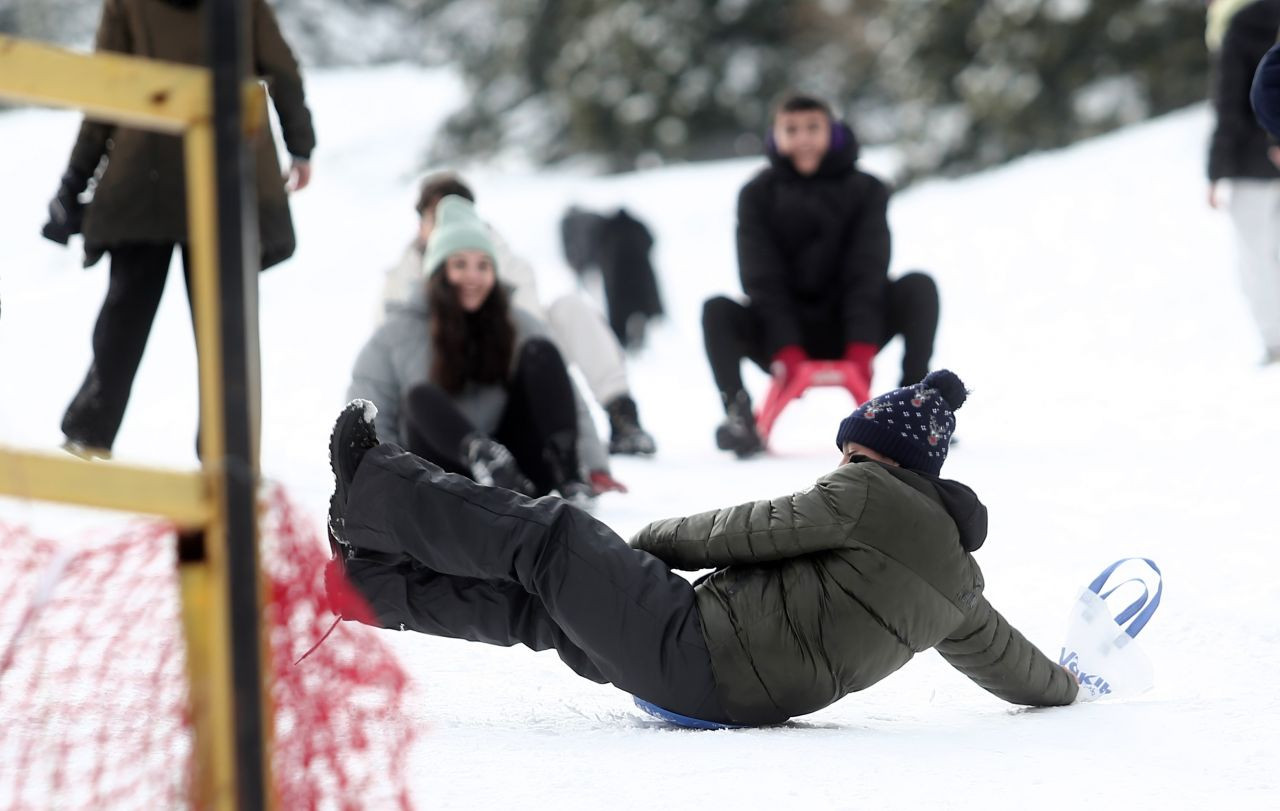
0;33;270;810
0;448;212;526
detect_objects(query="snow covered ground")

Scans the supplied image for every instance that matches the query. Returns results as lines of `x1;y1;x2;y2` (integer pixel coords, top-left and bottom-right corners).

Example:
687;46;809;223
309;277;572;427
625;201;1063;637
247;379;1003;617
3;65;1280;808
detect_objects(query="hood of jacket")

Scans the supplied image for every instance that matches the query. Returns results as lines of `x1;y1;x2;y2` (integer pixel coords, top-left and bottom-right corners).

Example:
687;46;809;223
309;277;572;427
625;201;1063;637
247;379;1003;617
869;459;989;553
765;120;861;179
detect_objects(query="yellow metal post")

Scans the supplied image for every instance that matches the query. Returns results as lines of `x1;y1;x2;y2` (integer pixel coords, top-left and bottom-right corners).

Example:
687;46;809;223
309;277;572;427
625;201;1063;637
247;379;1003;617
182;118;240;810
0;449;212;527
0;32;274;811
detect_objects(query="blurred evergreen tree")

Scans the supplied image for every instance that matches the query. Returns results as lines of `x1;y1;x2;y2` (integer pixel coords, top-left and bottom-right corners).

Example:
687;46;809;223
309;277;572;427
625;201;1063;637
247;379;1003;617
0;0;1213;178
432;0;1211;178
872;0;1210;179
431;0;796;170
0;0;98;46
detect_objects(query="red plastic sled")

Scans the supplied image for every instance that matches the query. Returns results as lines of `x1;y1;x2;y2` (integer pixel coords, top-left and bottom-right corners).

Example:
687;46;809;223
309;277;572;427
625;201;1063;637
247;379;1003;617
755;360;871;446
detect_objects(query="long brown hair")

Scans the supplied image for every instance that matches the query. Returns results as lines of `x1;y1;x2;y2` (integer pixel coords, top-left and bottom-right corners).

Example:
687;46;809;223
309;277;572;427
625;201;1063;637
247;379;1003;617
427;264;516;394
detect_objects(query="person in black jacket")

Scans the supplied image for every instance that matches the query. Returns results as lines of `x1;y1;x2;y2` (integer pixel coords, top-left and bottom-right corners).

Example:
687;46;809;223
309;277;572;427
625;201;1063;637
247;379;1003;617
1209;0;1280;364
321;370;1079;727
702;94;939;458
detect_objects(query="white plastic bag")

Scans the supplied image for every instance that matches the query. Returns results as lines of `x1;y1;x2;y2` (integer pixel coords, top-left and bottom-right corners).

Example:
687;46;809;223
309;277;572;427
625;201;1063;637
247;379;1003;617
1059;558;1162;701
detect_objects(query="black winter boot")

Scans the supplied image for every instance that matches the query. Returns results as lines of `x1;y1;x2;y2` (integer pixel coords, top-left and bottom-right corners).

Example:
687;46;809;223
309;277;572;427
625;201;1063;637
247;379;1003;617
714;390;763;459
605;394;657;456
543;430;597;509
463;434;537;496
328;399;381;555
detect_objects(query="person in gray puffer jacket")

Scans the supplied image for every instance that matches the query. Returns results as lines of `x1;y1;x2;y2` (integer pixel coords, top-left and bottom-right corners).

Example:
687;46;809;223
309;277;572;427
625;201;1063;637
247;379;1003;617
325;367;1078;727
346;195;596;506
381;174;656;464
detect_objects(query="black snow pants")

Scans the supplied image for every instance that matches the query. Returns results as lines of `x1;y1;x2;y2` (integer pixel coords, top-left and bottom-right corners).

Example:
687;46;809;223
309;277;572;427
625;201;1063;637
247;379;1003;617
702;271;940;401
399;338;581;496
340;444;730;724
62;243;194;450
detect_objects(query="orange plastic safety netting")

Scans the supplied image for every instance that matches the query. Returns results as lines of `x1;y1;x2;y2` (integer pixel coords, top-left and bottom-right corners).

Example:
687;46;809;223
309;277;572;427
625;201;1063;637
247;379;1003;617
0;484;414;810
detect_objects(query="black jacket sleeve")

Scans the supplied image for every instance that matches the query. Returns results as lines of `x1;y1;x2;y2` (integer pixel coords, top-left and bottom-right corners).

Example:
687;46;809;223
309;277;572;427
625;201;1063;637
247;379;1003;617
1210;15;1269;180
1252;42;1280;140
252;0;316;160
840;177;891;346
736;176;802;355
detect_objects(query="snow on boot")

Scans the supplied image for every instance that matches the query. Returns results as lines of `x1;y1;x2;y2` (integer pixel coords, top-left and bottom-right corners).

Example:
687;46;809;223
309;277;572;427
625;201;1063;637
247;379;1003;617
714;390;764;459
543;430;597;510
605;394;657;456
464;435;537;496
557;479;597;510
328;399;381;554
61;438;112;461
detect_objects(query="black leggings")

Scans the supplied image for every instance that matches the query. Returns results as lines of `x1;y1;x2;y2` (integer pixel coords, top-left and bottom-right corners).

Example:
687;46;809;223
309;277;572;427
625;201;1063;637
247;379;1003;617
702;272;939;398
341;444;729;723
62;243;193;449
400;338;578;496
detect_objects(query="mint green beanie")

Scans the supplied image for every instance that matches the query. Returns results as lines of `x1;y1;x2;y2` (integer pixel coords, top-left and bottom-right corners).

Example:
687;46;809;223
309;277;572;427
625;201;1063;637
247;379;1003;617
423;195;497;276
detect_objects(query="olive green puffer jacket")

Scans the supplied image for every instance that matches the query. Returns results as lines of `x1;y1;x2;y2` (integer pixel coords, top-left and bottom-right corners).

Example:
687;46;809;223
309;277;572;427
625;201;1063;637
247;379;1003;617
630;458;1077;725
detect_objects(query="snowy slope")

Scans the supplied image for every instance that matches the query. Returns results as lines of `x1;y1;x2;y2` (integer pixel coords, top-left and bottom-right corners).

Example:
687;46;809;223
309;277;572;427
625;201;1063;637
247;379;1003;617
3;65;1279;809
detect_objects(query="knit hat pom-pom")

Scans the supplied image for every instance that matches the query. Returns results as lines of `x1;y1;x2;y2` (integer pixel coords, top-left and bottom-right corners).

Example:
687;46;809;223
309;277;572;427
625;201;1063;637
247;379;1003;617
922;369;967;410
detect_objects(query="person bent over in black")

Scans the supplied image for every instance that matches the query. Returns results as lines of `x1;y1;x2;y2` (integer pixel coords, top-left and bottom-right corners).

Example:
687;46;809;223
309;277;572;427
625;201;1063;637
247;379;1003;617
703;94;939;458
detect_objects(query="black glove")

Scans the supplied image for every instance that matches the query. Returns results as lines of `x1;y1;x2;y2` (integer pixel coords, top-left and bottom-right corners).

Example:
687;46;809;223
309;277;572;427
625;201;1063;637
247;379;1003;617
41;169;89;245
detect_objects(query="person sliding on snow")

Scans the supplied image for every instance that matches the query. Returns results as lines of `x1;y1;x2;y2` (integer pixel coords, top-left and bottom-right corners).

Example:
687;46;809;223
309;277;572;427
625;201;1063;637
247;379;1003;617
346;195;596;508
382;173;658;457
702;94;940;458
324;369;1078;726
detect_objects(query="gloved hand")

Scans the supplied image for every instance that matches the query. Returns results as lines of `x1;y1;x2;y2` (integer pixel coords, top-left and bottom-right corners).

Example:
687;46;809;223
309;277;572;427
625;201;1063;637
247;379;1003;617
843;342;876;388
589;470;628;495
770;344;808;387
41;169;89;245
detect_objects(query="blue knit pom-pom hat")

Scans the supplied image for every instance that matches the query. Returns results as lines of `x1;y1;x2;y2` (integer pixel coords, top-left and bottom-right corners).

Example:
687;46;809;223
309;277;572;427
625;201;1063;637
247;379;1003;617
834;370;967;474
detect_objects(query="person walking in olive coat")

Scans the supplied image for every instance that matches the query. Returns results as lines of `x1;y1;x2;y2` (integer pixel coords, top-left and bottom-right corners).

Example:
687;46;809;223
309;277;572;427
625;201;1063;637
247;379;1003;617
323;369;1078;726
42;0;316;458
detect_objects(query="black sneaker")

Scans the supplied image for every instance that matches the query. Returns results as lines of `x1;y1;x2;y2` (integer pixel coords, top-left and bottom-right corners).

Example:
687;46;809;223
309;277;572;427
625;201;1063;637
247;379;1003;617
606;395;657;456
464;435;537;496
328;399;381;554
714;391;763;459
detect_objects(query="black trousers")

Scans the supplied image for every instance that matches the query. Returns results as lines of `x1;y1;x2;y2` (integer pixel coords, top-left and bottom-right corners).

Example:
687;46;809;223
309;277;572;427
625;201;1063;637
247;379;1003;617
702;272;940;399
62;243;193;450
399;338;580;496
341;445;730;723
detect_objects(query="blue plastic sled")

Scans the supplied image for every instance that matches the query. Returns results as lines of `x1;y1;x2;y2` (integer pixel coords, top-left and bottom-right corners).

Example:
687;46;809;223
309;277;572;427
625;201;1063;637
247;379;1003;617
632;697;744;730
